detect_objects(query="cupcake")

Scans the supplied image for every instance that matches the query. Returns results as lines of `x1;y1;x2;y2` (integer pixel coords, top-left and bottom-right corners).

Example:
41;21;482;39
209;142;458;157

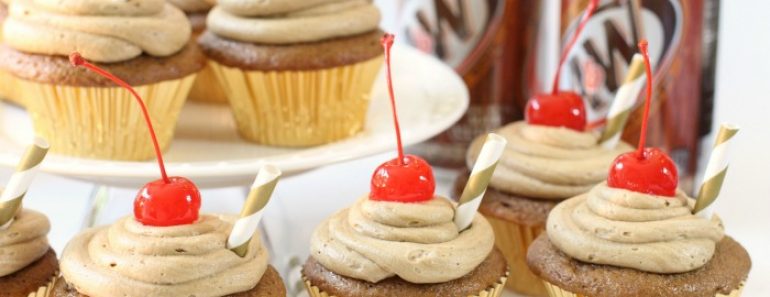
527;40;751;297
198;0;384;146
0;208;58;296
0;0;21;107
54;60;286;296
303;36;507;297
169;0;228;104
0;0;205;160
53;214;285;297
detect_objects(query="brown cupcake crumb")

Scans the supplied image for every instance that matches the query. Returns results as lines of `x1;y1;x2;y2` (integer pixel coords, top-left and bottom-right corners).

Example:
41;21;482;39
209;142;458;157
302;248;507;297
0;249;58;297
51;265;286;296
527;235;751;297
454;171;559;227
0;41;206;87
198;30;384;71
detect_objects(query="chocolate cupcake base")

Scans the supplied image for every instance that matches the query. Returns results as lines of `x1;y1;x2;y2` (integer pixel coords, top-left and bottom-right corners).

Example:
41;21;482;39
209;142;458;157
0;249;58;297
527;235;751;297
454;172;559;296
302;248;507;297
51;265;286;297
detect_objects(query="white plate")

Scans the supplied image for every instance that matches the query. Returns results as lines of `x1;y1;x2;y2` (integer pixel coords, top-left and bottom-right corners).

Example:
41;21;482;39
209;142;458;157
0;46;468;188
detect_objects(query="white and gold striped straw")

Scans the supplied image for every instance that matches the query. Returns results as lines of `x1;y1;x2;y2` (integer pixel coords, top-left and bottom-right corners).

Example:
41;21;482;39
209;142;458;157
0;137;49;229
228;164;281;257
600;54;646;149
454;133;507;231
694;123;739;217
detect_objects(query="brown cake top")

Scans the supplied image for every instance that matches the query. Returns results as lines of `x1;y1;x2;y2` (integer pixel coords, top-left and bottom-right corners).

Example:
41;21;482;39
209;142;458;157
528;235;751;297
303;248;507;297
0;41;205;87
0;249;58;297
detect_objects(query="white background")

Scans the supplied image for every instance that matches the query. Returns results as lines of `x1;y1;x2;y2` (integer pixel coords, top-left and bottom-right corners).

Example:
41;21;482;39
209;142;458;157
1;0;768;296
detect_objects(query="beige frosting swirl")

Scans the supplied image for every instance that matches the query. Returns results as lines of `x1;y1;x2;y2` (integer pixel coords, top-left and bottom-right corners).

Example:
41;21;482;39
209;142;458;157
468;121;633;200
547;183;725;273
168;0;213;13
2;0;190;63
310;196;495;284
60;215;268;297
0;209;50;277
207;0;380;44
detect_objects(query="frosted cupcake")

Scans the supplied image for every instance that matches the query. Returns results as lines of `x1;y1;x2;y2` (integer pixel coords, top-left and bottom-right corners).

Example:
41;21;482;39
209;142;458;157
0;0;21;107
0;209;58;296
0;0;205;160
199;0;383;146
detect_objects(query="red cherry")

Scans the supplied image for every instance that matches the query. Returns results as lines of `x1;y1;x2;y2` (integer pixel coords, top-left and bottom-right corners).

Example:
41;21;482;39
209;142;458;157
607;148;678;196
525;91;587;131
134;177;201;226
370;155;435;202
70;53;202;226
606;40;679;196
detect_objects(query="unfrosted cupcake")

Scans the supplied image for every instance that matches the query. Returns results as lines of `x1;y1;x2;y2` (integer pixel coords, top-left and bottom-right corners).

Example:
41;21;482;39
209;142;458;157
199;0;383;146
53;214;285;297
455;121;632;295
0;208;58;297
0;0;205;160
527;183;750;297
169;0;228;104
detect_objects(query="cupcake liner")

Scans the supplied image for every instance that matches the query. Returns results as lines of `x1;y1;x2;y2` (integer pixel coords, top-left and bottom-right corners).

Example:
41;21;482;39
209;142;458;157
18;74;196;160
302;272;508;297
26;276;56;297
485;215;548;296
208;56;382;147
188;62;228;104
0;69;23;106
541;281;745;297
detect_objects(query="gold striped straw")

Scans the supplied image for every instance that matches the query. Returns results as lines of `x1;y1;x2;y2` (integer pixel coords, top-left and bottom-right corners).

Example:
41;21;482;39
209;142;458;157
599;54;646;149
693;123;739;217
0;137;49;229
454;133;507;231
228;164;281;257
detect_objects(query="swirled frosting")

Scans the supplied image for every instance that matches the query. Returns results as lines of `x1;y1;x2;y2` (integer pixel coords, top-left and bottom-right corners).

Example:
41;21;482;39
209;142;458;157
168;0;213;13
2;0;191;63
60;215;268;297
310;196;495;284
207;0;380;44
0;209;50;277
547;183;725;273
467;121;633;200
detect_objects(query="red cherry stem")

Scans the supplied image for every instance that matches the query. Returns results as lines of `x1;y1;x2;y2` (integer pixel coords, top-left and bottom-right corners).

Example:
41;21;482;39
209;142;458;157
637;40;652;158
551;0;599;95
69;53;170;183
381;33;405;165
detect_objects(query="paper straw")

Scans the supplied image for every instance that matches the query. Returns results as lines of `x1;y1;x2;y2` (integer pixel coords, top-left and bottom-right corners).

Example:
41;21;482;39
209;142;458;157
454;133;507;230
0;137;49;229
693;124;739;217
228;164;281;257
600;54;646;149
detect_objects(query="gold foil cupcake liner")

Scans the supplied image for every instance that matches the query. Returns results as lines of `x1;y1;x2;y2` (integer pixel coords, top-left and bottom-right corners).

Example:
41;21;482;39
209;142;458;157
209;57;382;147
27;276;56;297
485;214;547;296
188;62;228;104
541;281;745;297
17;75;196;160
302;272;508;297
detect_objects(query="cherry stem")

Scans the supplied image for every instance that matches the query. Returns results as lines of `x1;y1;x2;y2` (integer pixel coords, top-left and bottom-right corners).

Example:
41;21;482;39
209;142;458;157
637;40;653;158
69;53;170;183
551;0;599;95
381;33;405;165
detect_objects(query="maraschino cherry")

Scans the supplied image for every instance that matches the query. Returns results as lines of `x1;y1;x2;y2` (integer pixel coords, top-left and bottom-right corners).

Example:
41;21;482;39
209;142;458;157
606;41;678;197
70;53;201;226
525;0;599;131
369;34;436;203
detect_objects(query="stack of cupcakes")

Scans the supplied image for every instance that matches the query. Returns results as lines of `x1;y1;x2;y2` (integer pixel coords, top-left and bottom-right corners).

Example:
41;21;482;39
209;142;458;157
199;0;384;146
0;0;205;160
